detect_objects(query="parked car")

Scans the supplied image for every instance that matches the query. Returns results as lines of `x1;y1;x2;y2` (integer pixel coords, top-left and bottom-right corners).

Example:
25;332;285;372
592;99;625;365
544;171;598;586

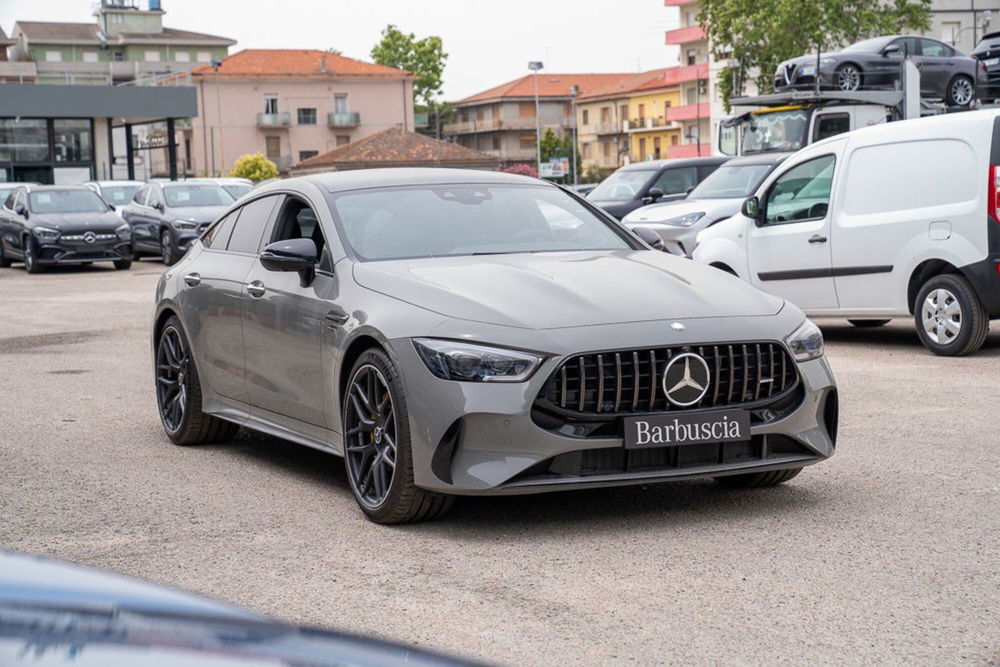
84;179;145;208
119;181;234;265
624;152;790;257
586;156;729;219
693;109;1000;356
972;31;1000;100
0;551;472;666
152;168;837;524
0;182;39;205
774;35;983;106
192;177;254;200
567;183;597;197
0;185;132;273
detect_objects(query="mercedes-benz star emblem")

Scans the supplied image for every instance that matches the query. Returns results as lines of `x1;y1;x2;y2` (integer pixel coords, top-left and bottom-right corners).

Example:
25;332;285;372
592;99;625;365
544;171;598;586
662;352;711;407
83;231;97;244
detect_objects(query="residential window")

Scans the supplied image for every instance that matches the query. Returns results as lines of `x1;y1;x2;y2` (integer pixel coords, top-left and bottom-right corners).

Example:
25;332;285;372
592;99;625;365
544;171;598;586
582;143;590;159
582;109;589;125
600;107;610;123
519;134;535;149
298;150;319;161
297;108;317;125
638;138;646;159
620;104;628;121
196;51;212;63
144;51;161;62
602;141;611;158
264;136;281;160
334;94;349;114
336;135;350;146
686;88;698;105
941;22;961;44
492;136;500;151
687;49;697;66
82;51;98;63
653;136;661;159
112;51;125;62
175;51;190;63
519;102;535;118
638;104;645;120
45;51;62;62
476;107;485;121
263;95;278;114
671;135;679;146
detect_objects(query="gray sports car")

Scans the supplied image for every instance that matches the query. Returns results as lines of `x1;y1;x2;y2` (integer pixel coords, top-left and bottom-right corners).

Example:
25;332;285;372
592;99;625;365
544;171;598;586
152;169;838;523
774;35;983;106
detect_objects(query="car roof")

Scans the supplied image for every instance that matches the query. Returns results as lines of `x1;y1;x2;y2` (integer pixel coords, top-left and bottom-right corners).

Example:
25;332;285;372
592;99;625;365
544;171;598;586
22;184;94;192
88;180;144;187
726;152;793;166
286;167;557;195
617;156;729;172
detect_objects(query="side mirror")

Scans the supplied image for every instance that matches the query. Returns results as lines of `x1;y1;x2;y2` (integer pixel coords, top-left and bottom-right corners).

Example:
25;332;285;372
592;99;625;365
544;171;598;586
13;203;26;216
741;195;763;223
881;43;901;57
642;187;665;204
107;204;116;212
260;237;317;286
633;226;665;251
154;201;165;212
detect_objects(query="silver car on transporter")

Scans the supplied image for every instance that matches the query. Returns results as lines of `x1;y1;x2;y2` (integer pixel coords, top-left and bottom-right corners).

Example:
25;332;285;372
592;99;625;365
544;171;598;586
152;169;838;524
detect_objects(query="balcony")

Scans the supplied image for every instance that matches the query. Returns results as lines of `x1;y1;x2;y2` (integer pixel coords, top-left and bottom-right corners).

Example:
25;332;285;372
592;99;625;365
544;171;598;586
668;143;713;159
664;25;706;45
0;61;37;82
594;121;622;135
328;111;361;128
627;117;680;132
665;103;711;122
257;112;291;128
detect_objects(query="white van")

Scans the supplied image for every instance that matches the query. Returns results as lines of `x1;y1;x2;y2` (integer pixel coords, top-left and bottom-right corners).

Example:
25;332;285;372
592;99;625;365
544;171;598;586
693;109;1000;356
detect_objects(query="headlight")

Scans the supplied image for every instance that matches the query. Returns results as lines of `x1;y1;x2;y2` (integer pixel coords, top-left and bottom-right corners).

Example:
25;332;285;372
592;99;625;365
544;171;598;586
785;319;824;362
662;212;705;227
170;218;199;230
33;226;59;240
115;222;131;240
413;338;544;383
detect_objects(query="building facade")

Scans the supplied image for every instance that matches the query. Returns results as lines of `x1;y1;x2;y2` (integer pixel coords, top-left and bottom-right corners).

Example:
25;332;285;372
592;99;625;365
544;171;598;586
181;49;414;176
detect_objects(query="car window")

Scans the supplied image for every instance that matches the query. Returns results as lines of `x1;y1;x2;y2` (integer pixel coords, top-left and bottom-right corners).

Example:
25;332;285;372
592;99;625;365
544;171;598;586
227;195;279;254
29;189;108;214
2;191;16;209
764;155;836;225
588;169;655;201
148;187;163;209
813;113;850;142
892;37;920;56
223;183;253;199
133;185;149;205
269;197;331;271
651;167;697;196
203;209;240;250
920;39;953;57
689;163;775;199
163;184;233;208
101;184;141;206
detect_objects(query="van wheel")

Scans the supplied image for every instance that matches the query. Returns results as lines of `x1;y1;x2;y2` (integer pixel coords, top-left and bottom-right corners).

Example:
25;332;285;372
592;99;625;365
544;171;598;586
946;75;975;107
716;467;802;488
848;319;890;328
914;274;989;356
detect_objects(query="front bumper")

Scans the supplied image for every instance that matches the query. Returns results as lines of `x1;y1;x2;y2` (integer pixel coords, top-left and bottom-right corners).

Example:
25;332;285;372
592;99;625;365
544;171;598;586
392;312;838;496
35;238;131;264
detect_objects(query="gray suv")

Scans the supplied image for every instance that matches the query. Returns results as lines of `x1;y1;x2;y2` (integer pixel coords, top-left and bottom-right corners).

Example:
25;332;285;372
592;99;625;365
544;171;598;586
152;169;838;523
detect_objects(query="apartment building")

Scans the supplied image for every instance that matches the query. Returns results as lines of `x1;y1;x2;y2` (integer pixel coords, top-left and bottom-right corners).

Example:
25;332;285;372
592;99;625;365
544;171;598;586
445;73;632;163
182;49;414;176
3;0;234;85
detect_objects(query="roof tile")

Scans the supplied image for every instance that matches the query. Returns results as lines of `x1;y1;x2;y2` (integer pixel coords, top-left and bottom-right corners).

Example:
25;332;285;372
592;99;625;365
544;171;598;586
292;127;499;171
455;73;636;104
192;49;410;78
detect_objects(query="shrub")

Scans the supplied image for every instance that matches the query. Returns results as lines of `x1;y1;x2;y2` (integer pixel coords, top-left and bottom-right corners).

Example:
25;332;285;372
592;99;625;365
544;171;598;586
229;153;279;182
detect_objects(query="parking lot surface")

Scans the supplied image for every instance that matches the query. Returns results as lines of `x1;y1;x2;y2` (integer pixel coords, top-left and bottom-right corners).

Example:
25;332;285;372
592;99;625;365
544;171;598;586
1;261;998;665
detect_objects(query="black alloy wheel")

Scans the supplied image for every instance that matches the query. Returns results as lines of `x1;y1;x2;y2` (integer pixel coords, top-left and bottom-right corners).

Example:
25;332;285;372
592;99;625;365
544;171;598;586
161;229;178;266
23;236;41;274
0;239;10;268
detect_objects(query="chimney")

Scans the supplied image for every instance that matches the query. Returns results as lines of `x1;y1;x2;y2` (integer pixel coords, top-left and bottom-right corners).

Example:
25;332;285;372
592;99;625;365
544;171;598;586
320;53;327;74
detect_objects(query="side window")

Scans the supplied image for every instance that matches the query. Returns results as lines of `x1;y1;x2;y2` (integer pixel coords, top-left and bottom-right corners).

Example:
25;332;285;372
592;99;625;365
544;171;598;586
147;187;162;209
893;37;919;56
812;114;850;142
227;195;279;254
269;197;331;271
14;191;25;212
763;154;836;225
133;185;149;205
920;39;952;57
203;209;240;250
3;192;15;209
651;167;697;195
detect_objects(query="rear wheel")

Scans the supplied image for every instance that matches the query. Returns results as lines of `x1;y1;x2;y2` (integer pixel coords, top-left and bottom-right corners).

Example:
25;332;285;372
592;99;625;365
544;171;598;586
160;230;178;266
834;64;862;91
914;274;988;356
716;467;802;488
343;348;454;524
848;319;891;328
114;259;132;270
23;236;42;274
946;75;975;107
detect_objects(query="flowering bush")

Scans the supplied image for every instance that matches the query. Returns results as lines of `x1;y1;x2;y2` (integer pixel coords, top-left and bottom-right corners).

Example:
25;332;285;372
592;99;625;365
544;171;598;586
499;163;537;179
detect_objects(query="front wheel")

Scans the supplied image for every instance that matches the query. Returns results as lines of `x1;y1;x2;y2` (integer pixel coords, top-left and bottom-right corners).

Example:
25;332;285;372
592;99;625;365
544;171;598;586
946;75;975;107
160;230;179;266
834;64;862;92
343;348;454;524
914;274;989;356
23;236;42;274
848;319;891;328
716;467;802;488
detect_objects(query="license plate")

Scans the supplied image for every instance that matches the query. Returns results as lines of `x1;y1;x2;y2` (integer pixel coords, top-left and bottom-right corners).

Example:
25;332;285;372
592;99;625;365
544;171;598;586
799;66;816;76
623;410;750;449
986;58;1000;67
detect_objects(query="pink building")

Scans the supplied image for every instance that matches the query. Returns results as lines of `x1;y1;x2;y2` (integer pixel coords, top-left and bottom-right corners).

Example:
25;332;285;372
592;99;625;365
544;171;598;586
180;49;415;175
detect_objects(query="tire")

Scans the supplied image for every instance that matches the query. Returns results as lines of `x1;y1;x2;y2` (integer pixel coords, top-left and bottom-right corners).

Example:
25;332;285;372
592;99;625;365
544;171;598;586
0;240;11;268
132;248;143;262
23;236;42;274
160;229;179;266
343;348;454;524
715;467;802;488
946;75;975;107
114;259;133;270
848;319;891;328
155;316;240;445
834;63;862;92
914;273;989;356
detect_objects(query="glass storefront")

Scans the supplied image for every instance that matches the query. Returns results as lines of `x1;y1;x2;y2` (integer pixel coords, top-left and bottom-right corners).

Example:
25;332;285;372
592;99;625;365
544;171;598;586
0;118;94;184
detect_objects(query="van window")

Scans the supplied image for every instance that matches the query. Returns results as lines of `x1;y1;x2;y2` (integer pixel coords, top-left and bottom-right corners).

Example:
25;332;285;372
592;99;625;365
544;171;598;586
842;140;976;217
813;114;850;142
764;155;836;225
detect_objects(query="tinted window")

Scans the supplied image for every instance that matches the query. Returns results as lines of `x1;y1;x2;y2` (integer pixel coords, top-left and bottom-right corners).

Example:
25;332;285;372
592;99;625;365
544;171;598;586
227;196;279;254
163;184;233;208
29;189;108;214
588;169;655;201
892;37;919;56
271;198;331;270
813;113;851;142
204;209;240;250
652;167;697;195
764;155;836;225
920;39;953;57
333;184;631;261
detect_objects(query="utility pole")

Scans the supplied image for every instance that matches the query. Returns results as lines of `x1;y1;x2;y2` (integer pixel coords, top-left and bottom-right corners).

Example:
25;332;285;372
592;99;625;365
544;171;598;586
529;61;543;175
569;85;579;185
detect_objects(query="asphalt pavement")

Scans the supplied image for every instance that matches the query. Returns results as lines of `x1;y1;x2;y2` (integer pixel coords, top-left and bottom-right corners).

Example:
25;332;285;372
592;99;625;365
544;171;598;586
1;260;998;665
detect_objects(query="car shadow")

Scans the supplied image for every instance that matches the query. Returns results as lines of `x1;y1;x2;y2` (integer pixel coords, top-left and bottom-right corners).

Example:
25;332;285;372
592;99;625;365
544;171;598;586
817;319;1000;357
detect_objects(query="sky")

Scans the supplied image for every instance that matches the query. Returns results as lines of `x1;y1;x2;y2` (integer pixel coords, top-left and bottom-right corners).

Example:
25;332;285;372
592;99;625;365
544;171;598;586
0;0;682;99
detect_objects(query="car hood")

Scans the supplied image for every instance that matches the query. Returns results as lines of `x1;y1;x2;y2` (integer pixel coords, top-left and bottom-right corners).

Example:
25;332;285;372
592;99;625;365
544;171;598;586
30;211;123;230
166;206;229;223
623;198;742;225
353;250;783;330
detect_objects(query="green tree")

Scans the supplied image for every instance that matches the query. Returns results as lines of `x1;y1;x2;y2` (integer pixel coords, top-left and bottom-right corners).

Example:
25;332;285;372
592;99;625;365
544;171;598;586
229;153;278;182
538;129;581;182
699;0;932;109
370;24;447;111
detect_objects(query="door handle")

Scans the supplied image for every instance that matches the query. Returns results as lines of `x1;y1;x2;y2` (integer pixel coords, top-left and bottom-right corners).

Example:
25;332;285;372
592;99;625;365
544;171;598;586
324;308;350;329
246;280;266;298
808;234;828;244
183;272;201;287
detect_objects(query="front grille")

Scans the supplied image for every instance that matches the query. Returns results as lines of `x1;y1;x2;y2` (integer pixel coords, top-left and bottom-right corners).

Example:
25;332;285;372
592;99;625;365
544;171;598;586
536;342;798;418
58;233;117;243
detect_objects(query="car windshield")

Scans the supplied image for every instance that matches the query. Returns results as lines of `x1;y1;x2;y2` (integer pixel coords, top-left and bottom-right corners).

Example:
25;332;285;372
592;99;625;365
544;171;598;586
0;187;15;203
222;184;253;199
842;37;893;53
588;169;655;201
100;184;141;205
29;189;108;214
163;185;234;208
741;109;809;154
332;184;633;261
689;163;776;199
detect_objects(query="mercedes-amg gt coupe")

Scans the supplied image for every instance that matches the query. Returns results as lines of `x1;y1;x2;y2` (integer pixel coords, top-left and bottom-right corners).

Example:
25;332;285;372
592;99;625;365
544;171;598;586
152;169;838;523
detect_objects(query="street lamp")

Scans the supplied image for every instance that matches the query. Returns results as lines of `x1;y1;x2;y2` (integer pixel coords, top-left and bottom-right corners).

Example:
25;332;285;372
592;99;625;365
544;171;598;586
529;61;543;175
568;84;579;185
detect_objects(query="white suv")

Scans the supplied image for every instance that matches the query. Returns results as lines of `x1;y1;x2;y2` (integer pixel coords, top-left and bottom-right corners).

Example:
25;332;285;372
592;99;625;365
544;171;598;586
693;109;1000;356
